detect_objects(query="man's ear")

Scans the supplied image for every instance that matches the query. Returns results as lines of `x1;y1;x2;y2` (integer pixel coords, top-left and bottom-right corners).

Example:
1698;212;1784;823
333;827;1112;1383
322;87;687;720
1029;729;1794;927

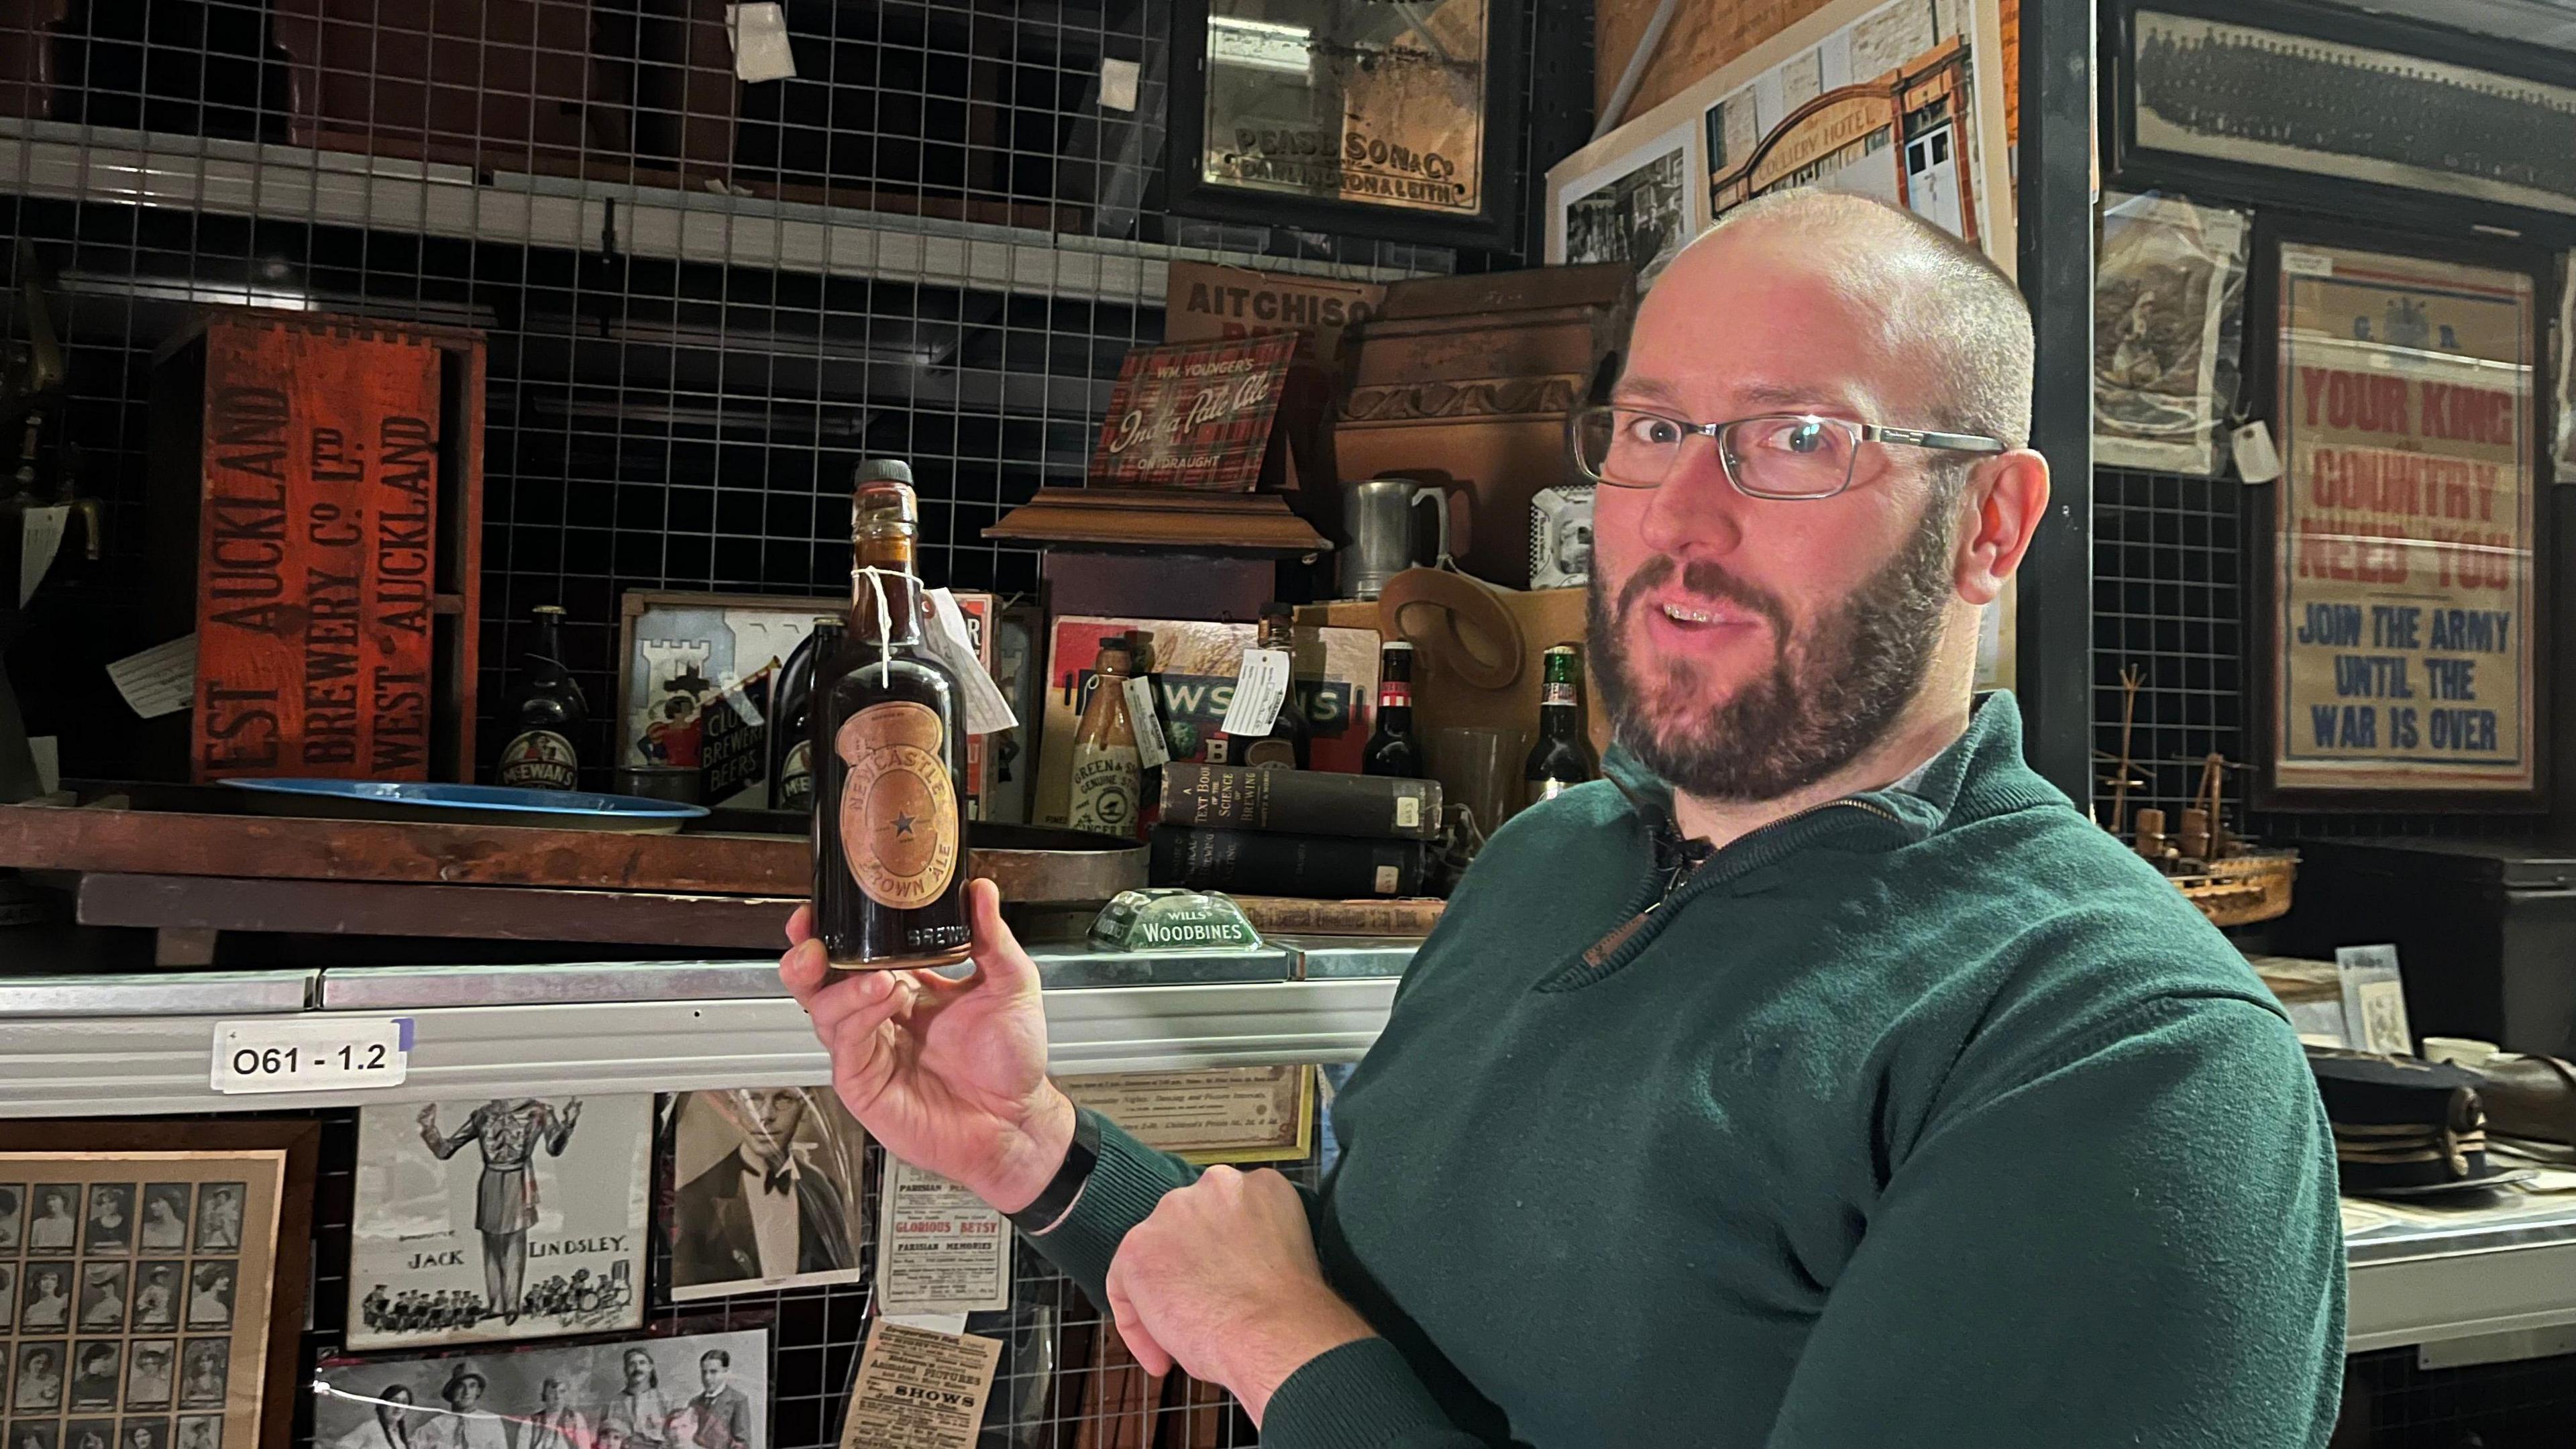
1953;449;2050;606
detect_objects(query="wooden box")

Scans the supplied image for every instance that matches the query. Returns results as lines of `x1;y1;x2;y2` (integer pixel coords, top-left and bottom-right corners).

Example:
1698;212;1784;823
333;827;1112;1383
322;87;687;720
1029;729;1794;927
1336;265;1633;588
270;0;633;179
148;310;486;784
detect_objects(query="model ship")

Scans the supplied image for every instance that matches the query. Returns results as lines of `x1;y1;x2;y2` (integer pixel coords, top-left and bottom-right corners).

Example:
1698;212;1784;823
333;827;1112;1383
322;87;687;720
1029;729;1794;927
2100;668;2297;929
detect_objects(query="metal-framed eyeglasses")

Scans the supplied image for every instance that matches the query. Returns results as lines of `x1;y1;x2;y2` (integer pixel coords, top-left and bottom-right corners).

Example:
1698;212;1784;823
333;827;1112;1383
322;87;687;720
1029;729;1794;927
1567;403;2007;500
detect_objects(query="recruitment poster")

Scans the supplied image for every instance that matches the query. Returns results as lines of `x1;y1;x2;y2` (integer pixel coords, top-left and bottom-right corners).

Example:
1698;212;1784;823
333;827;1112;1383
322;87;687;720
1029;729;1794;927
2273;243;2536;798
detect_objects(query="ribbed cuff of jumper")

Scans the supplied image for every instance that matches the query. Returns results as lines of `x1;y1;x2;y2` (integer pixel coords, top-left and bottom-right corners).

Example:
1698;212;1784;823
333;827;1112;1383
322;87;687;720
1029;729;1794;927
1258;1337;1465;1449
1020;1109;1195;1295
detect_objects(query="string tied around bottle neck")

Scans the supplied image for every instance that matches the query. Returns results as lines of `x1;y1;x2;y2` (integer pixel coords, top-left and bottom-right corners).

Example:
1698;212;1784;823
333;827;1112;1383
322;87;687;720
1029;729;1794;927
853;566;898;686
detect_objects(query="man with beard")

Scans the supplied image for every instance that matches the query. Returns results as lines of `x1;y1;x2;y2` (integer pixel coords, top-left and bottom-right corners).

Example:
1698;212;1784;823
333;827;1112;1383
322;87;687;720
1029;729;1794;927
781;191;2343;1446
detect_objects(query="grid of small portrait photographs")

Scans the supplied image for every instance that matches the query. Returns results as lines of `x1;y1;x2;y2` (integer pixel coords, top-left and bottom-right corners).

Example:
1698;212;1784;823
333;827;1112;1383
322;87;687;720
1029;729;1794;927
0;1179;248;1449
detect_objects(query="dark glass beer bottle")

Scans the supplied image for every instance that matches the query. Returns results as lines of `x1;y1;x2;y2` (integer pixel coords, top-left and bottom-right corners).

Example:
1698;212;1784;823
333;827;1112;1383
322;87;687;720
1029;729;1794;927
496;605;586;791
1234;602;1311;771
771;616;843;812
808;462;972;976
1523;643;1597;806
1361;639;1421;778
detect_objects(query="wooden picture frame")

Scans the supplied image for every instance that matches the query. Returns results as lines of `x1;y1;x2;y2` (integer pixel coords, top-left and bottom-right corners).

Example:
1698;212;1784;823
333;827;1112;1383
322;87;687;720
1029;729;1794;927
2245;217;2554;811
1165;0;1527;250
2106;0;2576;247
0;1121;318;1449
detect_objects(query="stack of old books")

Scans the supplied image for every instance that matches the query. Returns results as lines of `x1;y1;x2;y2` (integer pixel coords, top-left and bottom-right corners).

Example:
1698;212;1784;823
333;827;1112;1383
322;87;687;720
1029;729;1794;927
1149;762;1446;930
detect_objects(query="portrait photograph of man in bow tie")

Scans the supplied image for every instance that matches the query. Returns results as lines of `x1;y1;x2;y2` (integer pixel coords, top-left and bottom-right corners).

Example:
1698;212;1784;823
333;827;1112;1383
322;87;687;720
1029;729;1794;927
664;1089;869;1301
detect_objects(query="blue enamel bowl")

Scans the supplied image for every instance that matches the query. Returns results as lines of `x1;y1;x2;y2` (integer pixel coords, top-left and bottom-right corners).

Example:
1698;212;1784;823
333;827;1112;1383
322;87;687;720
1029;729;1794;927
219;778;712;834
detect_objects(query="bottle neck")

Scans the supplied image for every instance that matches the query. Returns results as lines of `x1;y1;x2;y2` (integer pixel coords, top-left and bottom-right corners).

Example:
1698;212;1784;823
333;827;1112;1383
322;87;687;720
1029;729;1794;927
1375;703;1413;734
849;537;924;647
532;616;564;663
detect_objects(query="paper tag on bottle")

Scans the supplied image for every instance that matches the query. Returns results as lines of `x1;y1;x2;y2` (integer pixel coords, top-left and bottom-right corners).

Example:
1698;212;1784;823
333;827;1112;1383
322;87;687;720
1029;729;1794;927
1122;674;1171;768
724;2;798;81
1219;648;1292;737
107;634;197;719
2231;421;2283;483
924;589;1020;737
19;504;68;606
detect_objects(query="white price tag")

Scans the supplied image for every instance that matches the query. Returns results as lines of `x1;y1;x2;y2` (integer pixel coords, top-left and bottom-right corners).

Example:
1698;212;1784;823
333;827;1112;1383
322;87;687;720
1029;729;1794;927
19;504;68;606
724;1;798;80
1122;674;1170;768
1218;648;1292;737
107;634;197;720
924;589;1020;737
211;1017;411;1094
2231;421;2283;484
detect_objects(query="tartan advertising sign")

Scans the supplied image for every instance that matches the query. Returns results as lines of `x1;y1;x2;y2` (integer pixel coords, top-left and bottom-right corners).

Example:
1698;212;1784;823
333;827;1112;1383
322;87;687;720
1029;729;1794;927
1087;333;1301;490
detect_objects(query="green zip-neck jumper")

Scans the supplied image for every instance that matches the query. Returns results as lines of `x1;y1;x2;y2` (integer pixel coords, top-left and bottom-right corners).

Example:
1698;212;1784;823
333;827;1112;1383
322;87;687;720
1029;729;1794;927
1035;695;2345;1446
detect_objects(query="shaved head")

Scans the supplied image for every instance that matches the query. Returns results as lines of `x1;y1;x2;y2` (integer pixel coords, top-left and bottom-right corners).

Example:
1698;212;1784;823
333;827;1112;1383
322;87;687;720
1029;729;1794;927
1587;187;2050;806
1639;191;2033;451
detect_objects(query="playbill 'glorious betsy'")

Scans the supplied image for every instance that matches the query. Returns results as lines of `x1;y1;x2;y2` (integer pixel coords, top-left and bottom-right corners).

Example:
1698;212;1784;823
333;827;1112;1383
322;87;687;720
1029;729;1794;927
347;1097;652;1351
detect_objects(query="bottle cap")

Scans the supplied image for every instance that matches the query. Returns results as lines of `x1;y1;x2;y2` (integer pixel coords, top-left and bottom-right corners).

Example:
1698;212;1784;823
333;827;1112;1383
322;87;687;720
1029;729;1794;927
532;604;566;618
1381;639;1413;652
856;458;915;486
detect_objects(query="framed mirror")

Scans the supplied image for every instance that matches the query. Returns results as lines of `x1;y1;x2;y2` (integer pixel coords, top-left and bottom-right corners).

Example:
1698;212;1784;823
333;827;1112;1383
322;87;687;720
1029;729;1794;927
1167;0;1527;250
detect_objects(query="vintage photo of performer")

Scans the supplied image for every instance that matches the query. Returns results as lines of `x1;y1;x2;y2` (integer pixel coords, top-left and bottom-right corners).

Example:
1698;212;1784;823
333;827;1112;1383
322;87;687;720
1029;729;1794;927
2093;192;2248;476
347;1097;651;1350
313;1330;768;1449
662;1089;868;1301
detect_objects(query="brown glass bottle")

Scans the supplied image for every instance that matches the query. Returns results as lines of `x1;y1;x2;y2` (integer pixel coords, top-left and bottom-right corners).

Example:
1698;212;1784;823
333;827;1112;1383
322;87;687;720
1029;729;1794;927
808;461;973;976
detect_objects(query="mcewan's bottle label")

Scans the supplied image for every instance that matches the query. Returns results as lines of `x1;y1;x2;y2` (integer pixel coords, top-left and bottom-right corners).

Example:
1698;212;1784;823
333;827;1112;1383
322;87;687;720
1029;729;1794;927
836;700;959;910
776;740;815;811
497;730;578;790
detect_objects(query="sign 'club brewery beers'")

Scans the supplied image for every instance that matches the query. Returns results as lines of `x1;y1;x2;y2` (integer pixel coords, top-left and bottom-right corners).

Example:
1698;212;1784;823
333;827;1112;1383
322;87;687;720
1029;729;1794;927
808;461;973;977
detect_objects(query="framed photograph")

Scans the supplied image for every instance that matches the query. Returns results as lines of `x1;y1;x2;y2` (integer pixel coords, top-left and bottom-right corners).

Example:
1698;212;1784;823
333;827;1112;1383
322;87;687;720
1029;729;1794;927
1549;0;2015;272
2095;193;2251;476
659;1090;870;1303
315;1327;769;1449
0;1122;319;1449
1166;0;1527;249
2251;225;2549;808
2110;0;2576;237
614;590;843;806
1545;119;1695;273
347;1097;652;1352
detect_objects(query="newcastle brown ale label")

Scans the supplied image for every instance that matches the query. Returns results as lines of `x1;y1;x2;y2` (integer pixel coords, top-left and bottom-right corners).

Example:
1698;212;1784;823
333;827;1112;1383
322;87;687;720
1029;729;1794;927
836;700;960;910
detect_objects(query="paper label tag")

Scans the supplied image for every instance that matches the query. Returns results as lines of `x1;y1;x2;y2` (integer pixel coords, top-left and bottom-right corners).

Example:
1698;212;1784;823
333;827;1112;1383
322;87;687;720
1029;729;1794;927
107;634;197;719
1373;863;1400;894
874;1159;1012;1315
924;590;1020;737
211;1017;411;1094
1219;647;1292;737
19;504;68;606
725;1;798;81
1395;795;1421;830
2282;248;2334;278
2231;421;2284;484
1099;57;1142;112
1122;674;1171;768
840;1319;1001;1449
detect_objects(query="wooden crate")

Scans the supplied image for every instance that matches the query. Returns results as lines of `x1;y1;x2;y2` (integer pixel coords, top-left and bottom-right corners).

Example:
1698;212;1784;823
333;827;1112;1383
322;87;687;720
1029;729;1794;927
1336;266;1633;588
148;309;486;784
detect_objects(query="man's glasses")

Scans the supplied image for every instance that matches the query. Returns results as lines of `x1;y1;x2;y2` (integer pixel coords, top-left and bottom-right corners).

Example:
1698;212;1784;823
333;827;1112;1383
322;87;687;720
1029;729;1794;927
1567;404;2006;500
